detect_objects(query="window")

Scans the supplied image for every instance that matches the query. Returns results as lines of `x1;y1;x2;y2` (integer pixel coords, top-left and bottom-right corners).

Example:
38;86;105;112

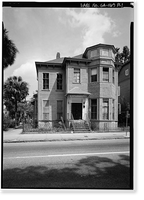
103;67;109;82
125;69;129;76
102;99;109;120
101;49;109;56
57;73;63;90
112;99;115;120
91;99;97;119
91;68;97;82
74;68;80;83
57;100;63;120
43;73;49;89
90;49;98;58
118;86;120;96
43;100;49;120
113;69;115;84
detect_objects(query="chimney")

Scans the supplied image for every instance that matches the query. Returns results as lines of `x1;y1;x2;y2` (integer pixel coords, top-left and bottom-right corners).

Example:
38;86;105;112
56;52;60;59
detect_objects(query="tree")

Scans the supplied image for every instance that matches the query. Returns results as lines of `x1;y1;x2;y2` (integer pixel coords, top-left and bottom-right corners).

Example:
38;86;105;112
122;46;130;63
3;25;19;69
115;46;130;64
3;76;29;126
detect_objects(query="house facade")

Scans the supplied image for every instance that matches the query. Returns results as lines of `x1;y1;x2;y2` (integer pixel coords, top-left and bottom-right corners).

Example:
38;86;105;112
118;60;130;125
35;44;118;131
118;60;130;104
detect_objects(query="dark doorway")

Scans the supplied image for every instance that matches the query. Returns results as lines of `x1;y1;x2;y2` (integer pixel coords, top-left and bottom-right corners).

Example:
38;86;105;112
72;103;82;120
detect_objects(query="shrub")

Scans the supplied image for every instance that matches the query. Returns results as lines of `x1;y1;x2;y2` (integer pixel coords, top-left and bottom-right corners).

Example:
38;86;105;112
9;119;15;128
3;114;10;131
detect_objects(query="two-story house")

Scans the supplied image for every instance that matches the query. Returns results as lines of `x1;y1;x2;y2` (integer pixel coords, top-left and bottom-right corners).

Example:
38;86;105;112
35;43;118;131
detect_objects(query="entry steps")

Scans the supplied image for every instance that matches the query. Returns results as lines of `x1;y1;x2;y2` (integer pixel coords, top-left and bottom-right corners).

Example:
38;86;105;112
71;120;91;133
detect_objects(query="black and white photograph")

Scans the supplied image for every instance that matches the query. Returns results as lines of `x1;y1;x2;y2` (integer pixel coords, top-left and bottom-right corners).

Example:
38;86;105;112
2;1;134;190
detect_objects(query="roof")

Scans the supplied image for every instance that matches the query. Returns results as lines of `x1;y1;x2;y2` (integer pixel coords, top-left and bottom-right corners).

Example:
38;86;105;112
72;54;83;59
83;43;117;58
66;87;91;95
45;57;64;64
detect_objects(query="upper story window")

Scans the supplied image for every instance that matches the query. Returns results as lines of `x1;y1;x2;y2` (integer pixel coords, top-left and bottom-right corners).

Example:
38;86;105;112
74;68;80;83
90;49;98;58
91;68;97;82
112;69;115;84
57;73;63;90
125;69;129;76
103;67;109;82
101;49;109;57
43;73;49;89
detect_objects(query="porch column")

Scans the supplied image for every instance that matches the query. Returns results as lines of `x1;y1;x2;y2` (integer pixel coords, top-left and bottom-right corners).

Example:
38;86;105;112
82;97;89;120
66;95;72;120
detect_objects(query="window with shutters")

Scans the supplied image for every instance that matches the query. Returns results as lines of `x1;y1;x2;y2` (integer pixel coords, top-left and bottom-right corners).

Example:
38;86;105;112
57;73;63;90
43;100;49;120
57;100;63;120
43;73;49;89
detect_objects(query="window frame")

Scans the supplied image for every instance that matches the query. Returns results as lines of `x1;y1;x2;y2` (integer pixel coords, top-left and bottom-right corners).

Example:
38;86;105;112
125;69;129;76
57;100;63;120
102;99;109;120
91;68;97;82
101;49;109;57
43;73;49;90
73;68;80;83
112;99;115;120
103;67;109;82
91;99;97;120
43;100;49;120
112;69;115;84
57;73;63;90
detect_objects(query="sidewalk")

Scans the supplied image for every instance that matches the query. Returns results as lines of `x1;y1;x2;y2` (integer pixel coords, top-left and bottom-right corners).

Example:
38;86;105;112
3;128;130;143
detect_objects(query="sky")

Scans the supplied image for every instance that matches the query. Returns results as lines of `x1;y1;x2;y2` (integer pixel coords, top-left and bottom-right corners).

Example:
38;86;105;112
3;4;134;100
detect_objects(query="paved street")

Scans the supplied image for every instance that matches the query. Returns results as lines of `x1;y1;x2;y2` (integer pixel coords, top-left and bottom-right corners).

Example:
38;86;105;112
2;139;131;189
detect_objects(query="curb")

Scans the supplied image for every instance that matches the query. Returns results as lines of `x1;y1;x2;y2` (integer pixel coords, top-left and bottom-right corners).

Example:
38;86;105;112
3;136;129;143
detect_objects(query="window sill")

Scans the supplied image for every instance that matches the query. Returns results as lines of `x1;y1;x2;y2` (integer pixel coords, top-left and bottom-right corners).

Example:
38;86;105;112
56;90;64;92
72;82;81;84
90;81;98;84
41;89;50;91
102;81;109;83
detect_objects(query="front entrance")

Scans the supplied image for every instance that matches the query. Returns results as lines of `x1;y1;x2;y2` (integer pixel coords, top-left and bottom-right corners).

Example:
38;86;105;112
71;103;82;120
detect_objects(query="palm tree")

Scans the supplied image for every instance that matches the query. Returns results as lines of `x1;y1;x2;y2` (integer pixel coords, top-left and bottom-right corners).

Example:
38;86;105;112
3;24;19;69
3;76;29;126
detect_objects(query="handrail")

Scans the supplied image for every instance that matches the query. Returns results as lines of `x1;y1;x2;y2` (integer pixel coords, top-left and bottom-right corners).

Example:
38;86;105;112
61;116;66;131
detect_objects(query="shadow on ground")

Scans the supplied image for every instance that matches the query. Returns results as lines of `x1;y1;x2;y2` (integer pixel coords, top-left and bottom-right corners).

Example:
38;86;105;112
2;154;132;189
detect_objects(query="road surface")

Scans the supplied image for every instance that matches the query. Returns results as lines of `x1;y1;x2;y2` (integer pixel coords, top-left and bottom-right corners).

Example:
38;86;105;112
2;139;132;189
